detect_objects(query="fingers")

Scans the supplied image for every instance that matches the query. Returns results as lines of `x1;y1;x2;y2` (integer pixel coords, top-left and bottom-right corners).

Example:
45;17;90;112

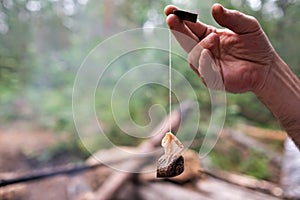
165;5;199;52
166;15;199;52
188;43;203;76
164;5;219;52
188;33;224;90
212;3;261;34
199;49;224;90
184;21;215;41
188;33;219;71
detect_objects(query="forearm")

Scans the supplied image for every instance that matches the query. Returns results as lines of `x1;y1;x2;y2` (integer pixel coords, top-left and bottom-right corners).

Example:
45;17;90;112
255;54;300;148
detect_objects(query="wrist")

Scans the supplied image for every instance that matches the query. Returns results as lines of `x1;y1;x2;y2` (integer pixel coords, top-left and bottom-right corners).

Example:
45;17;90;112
254;54;300;146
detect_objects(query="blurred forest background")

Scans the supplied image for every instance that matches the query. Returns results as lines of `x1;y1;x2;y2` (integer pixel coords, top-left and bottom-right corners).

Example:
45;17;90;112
0;0;299;181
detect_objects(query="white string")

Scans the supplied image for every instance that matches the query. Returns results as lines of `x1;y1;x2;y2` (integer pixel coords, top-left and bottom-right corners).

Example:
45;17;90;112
168;30;172;132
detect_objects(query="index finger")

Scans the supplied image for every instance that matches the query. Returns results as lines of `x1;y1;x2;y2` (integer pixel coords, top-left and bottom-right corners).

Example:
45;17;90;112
165;5;214;39
164;5;199;52
185;20;215;41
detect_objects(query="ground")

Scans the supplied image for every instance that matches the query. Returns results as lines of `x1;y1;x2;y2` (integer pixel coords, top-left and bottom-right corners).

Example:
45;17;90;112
0;121;76;200
0;121;285;200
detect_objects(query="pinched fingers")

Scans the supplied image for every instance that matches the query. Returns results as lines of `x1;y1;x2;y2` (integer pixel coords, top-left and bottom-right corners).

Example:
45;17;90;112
166;14;199;52
184;21;216;41
165;5;200;52
165;5;219;53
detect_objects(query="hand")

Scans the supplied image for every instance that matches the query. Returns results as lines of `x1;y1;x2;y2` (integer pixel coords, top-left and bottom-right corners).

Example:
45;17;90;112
164;3;276;93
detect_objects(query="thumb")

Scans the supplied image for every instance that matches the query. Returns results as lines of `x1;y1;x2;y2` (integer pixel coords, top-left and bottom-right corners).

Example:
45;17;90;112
212;3;261;34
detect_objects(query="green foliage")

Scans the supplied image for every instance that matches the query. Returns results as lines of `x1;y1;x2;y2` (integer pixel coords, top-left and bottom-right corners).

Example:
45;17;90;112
240;150;270;179
2;0;297;127
0;0;298;176
210;149;242;171
0;1;33;88
210;149;270;180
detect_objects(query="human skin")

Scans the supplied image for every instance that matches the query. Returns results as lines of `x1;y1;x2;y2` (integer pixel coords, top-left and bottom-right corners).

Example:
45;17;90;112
164;3;300;148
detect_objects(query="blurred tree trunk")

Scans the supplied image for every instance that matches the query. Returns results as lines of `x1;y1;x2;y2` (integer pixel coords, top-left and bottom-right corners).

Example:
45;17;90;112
103;0;114;36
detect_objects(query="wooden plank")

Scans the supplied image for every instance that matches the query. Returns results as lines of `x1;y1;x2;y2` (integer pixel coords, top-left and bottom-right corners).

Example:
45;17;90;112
196;177;282;200
202;168;283;197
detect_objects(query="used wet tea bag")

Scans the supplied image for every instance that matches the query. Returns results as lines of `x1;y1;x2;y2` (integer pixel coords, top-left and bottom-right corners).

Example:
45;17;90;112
157;132;184;178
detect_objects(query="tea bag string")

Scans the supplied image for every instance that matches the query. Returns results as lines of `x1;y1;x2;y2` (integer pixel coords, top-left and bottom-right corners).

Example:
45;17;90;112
167;10;198;132
168;30;172;132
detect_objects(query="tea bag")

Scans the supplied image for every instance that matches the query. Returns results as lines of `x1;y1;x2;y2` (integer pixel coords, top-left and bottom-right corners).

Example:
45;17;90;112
157;132;184;178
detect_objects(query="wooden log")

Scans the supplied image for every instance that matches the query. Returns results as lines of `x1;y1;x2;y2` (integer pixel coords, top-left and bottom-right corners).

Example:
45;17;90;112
240;125;287;141
138;181;210;200
201;168;283;198
196;177;282;200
